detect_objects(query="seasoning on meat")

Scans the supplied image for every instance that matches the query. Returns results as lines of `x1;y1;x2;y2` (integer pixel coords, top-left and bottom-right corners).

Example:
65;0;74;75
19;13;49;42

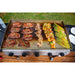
8;32;20;39
35;23;43;48
43;23;56;48
23;23;33;28
12;22;22;28
21;28;33;34
18;39;30;47
10;28;20;32
22;34;33;40
3;39;17;47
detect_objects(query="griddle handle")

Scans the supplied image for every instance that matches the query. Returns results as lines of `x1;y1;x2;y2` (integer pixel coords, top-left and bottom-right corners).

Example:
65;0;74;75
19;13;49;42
34;52;39;57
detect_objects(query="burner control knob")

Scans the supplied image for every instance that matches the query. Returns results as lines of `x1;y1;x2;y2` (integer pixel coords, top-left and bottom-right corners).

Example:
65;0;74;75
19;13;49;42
48;53;52;57
59;52;64;56
9;52;14;56
22;52;27;57
34;52;39;57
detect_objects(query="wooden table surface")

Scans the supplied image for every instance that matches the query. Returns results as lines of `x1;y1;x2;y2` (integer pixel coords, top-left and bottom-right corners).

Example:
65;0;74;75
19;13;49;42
0;52;75;62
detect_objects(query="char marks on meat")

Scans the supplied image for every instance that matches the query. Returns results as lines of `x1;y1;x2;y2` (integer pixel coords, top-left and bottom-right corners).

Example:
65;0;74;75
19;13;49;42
23;23;33;28
8;32;20;39
10;28;20;32
12;22;22;28
3;39;17;47
21;28;33;34
18;39;30;47
22;34;33;40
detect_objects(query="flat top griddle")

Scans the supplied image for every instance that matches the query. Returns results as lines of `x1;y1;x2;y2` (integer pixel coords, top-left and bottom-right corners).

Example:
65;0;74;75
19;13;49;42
1;20;72;50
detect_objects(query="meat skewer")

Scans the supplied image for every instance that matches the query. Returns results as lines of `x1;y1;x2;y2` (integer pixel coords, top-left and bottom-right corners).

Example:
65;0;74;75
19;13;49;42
10;28;20;32
12;22;22;28
23;23;33;28
35;23;43;48
21;28;33;34
18;39;30;47
3;39;17;47
22;34;33;40
8;32;20;39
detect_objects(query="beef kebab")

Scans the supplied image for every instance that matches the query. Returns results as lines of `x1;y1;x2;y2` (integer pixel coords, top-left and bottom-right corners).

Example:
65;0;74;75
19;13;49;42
18;39;30;47
22;34;33;40
23;23;33;28
43;23;56;48
10;28;20;33
8;32;20;39
12;22;22;28
35;23;43;48
21;28;33;34
3;39;17;47
22;23;33;40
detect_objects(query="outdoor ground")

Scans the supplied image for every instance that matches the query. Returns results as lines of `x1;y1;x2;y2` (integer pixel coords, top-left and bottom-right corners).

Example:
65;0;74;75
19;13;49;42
0;13;75;25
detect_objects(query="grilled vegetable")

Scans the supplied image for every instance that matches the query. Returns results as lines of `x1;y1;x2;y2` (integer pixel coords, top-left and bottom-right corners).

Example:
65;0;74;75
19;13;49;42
54;23;64;32
54;23;70;48
43;23;56;48
56;38;70;48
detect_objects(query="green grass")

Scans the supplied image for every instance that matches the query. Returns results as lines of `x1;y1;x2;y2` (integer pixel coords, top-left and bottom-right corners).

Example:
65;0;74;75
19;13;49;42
0;13;75;25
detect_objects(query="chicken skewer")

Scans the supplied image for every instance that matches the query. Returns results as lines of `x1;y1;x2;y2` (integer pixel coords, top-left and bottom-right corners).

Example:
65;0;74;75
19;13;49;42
43;23;56;48
35;23;43;48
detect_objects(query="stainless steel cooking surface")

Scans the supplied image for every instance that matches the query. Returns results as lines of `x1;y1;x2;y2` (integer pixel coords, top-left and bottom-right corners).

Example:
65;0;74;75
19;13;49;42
0;20;72;57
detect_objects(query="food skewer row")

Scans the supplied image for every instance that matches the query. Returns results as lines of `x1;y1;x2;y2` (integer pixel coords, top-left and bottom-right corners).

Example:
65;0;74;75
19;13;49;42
9;22;22;39
43;23;56;48
54;23;70;48
7;22;32;47
35;23;43;48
